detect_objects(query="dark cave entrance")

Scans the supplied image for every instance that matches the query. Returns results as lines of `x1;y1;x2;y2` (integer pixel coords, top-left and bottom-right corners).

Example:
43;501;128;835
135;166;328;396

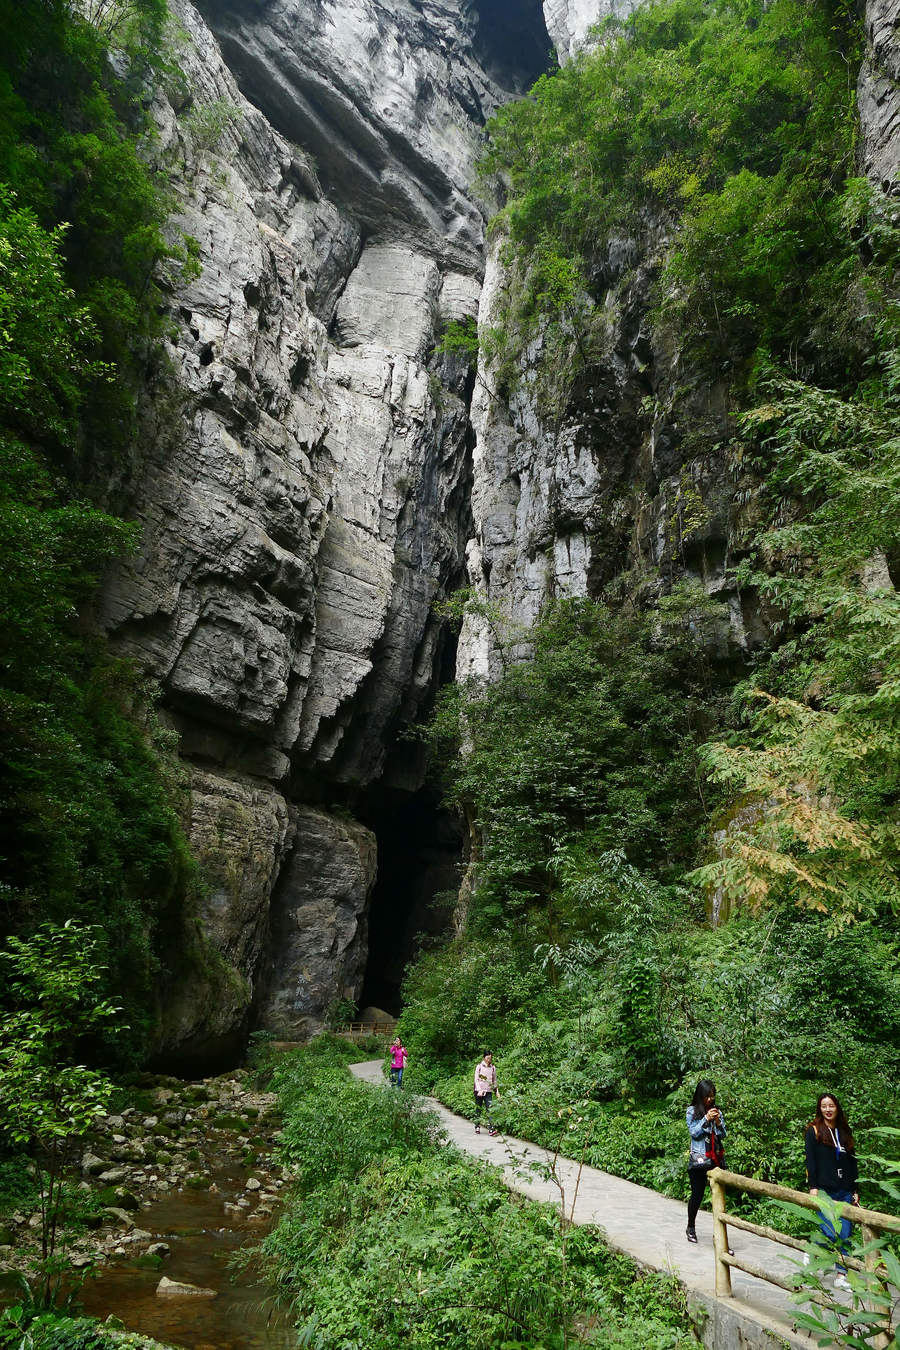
471;0;554;91
357;786;463;1016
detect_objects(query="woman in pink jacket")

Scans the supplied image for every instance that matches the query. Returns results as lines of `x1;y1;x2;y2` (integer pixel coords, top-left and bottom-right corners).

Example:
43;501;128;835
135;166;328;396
389;1036;408;1088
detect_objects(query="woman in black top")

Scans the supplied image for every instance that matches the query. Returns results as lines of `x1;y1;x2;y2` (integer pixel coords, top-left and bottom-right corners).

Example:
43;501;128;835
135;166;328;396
804;1092;859;1287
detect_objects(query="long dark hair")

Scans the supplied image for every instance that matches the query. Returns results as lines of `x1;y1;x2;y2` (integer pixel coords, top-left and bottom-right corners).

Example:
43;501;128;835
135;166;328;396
809;1093;855;1151
690;1079;716;1122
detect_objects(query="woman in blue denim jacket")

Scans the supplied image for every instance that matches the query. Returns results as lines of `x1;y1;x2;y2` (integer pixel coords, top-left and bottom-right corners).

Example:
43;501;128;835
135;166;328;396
686;1078;726;1243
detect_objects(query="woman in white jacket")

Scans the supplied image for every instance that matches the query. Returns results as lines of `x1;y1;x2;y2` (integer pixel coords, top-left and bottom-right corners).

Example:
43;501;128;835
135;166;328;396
473;1051;499;1135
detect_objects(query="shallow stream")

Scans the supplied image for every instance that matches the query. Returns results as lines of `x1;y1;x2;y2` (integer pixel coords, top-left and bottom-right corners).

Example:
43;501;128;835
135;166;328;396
78;1165;293;1350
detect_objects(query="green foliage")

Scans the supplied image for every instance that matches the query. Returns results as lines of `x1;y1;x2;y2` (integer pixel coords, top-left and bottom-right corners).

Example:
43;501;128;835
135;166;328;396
427;594;727;929
0;0;204;1059
778;1143;900;1348
0;0;170;461
400;939;545;1085
0;1309;170;1350
263;1040;696;1350
436;317;479;362
0;434;198;1053
481;0;863;388
182;98;242;159
0;922;119;1303
0;191;107;451
401;0;900;1302
0;1155;39;1216
402;895;900;1225
273;1048;441;1197
693;331;900;925
323;995;357;1031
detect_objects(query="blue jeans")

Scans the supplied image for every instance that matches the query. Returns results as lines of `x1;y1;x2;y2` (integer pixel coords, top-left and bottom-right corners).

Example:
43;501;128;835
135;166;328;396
818;1189;854;1271
390;1066;403;1088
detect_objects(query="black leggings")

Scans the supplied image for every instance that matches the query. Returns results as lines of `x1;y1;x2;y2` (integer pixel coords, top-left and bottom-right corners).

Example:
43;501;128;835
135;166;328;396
688;1166;709;1226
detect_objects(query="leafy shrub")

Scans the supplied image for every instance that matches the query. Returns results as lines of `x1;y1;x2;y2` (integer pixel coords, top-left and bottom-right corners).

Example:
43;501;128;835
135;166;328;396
0;1154;38;1217
273;1049;440;1197
263;1040;696;1350
400;938;545;1087
480;0;863;387
0;1310;170;1349
425;595;729;933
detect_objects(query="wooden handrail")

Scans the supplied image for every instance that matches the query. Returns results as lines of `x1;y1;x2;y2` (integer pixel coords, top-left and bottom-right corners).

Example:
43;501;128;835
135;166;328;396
709;1167;899;1348
342;1021;395;1036
710;1168;900;1234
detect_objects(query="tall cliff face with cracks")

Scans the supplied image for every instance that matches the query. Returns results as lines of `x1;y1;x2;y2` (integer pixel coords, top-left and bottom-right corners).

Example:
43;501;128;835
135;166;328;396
102;0;899;1065
858;0;900;191
102;0;551;1064
456;0;900;685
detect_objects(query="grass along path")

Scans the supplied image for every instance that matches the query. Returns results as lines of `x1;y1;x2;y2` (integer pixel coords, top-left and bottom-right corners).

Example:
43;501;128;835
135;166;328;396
349;1060;815;1348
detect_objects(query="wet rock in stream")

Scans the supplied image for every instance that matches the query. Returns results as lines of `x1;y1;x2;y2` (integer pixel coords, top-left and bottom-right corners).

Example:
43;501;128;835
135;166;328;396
156;1277;217;1299
2;1070;288;1277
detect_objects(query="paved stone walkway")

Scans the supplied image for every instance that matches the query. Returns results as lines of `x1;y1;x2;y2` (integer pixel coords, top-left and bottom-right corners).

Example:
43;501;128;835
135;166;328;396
349;1060;813;1347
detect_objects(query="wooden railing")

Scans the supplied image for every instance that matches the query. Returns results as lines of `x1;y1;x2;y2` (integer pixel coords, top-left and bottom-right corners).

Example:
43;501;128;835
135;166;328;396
340;1021;395;1038
709;1167;900;1345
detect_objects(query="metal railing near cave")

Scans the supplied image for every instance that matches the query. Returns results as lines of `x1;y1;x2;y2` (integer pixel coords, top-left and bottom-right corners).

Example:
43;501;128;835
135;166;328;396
709;1167;900;1348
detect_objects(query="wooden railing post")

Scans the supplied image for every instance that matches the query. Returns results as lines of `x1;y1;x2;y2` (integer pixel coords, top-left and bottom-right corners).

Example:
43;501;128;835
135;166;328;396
860;1221;891;1350
691;1168;900;1330
709;1168;732;1297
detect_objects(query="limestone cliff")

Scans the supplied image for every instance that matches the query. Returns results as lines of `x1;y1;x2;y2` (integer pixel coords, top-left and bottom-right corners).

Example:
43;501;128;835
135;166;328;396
102;0;549;1061
101;0;898;1064
859;0;900;191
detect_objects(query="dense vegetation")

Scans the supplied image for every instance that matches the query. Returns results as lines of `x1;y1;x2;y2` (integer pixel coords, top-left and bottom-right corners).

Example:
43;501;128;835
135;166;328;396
400;0;900;1250
0;0;200;1061
479;0;870;396
1;0;899;1343
260;1038;696;1350
428;589;730;922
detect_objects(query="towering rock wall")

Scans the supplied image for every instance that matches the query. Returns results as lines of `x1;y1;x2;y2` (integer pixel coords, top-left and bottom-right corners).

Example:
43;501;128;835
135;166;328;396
101;0;898;1063
102;0;549;1060
858;0;900;191
455;231;755;686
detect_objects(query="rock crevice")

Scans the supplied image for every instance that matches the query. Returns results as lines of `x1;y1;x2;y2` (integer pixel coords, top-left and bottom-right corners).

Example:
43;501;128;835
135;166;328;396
100;0;898;1064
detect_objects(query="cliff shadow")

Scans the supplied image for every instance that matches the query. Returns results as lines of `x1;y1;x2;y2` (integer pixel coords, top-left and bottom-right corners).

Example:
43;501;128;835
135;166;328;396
356;786;463;1016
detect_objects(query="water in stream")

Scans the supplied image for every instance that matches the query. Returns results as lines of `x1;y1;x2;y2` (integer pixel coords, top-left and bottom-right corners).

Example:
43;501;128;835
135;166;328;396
77;1173;294;1350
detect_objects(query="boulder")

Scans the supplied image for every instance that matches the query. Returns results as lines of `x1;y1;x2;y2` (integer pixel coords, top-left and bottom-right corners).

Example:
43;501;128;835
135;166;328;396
104;1208;135;1230
113;1188;141;1211
81;1154;110;1176
358;1006;395;1026
156;1277;217;1299
255;808;376;1035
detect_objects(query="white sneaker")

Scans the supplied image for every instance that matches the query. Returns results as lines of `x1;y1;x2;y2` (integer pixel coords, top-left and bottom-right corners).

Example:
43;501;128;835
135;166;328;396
834;1273;851;1292
802;1254;810;1266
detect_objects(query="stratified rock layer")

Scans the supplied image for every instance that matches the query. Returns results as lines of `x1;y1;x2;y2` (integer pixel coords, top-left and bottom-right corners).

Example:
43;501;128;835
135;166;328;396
102;0;542;1058
101;0;899;1062
859;0;900;190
